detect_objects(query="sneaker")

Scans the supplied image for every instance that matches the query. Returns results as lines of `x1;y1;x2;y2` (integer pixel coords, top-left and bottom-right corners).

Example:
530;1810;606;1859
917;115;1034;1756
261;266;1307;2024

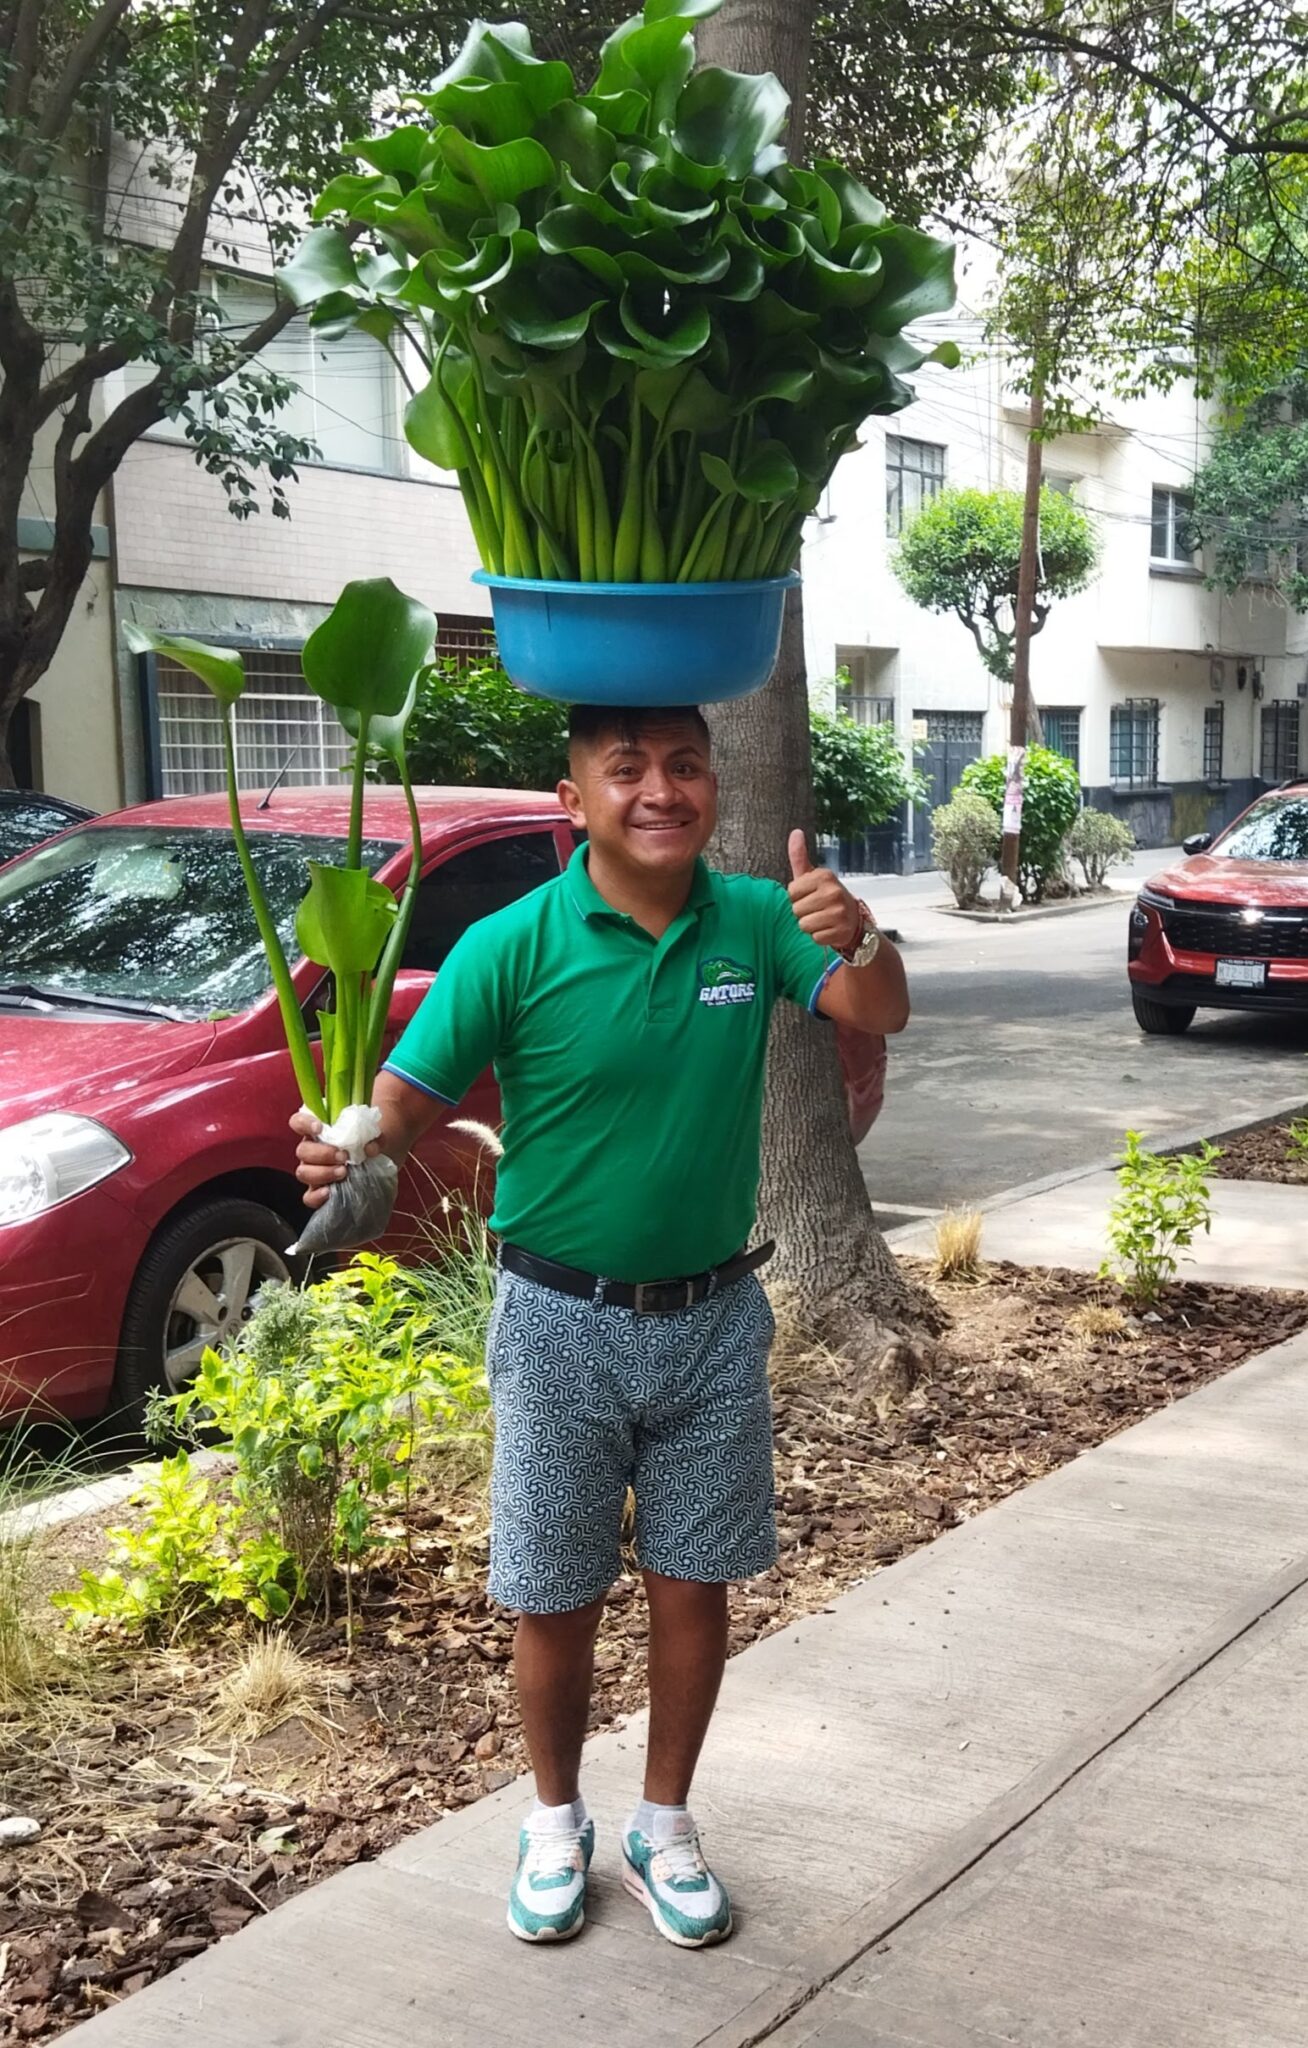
507;1813;595;1943
621;1813;733;1948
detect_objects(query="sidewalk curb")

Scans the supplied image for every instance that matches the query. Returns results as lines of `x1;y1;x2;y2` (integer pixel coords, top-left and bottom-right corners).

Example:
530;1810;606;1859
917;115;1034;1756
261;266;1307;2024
0;1451;229;1542
883;1092;1308;1245
939;888;1134;925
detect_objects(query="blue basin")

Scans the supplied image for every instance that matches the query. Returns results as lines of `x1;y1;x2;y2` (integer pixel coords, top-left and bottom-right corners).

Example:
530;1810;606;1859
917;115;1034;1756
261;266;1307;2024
471;572;799;705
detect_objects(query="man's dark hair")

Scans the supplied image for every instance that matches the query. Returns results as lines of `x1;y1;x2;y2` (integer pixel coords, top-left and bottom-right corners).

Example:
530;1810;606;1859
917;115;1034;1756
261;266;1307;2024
567;703;710;763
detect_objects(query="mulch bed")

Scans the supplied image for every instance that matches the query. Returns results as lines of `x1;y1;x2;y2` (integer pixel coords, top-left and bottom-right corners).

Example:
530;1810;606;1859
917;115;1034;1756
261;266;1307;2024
1207;1113;1308;1186
3;1259;1306;2041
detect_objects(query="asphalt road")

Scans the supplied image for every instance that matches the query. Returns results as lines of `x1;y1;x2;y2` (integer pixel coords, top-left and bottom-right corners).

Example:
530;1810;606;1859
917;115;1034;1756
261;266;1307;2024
850;873;1308;1224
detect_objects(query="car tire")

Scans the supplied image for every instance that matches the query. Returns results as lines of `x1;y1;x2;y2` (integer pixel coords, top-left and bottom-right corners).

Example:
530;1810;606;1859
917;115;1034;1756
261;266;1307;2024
1132;989;1196;1036
107;1197;300;1444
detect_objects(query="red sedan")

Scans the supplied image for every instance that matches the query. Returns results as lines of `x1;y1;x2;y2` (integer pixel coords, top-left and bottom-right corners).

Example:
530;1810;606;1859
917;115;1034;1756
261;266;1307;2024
1128;780;1308;1032
0;788;885;1428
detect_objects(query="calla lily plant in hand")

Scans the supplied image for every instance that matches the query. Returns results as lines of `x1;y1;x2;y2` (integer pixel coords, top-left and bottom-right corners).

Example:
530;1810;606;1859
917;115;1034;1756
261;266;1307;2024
277;0;959;700
127;577;435;1255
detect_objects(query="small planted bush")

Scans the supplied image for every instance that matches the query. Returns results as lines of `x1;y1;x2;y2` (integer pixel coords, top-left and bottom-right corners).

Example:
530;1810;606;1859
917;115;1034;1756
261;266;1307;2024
809;710;926;843
960;747;1082;903
1101;1131;1222;1305
55;1255;491;1640
930;789;1000;908
1067;807;1134;889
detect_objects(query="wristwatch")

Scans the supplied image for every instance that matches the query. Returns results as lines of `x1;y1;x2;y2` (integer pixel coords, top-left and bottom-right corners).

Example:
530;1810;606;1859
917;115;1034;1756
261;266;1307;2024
840;899;881;968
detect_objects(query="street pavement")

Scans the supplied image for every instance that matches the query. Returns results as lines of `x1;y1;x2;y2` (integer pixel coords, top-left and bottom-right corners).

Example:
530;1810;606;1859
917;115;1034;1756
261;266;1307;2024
844;851;1308;1228
65;1182;1308;2046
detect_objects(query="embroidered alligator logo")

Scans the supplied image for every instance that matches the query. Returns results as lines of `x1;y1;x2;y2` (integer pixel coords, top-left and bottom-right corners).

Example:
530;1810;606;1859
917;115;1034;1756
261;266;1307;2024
699;956;757;1006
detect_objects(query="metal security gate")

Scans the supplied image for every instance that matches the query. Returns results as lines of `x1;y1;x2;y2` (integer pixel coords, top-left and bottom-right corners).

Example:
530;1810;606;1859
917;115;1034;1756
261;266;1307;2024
912;710;985;865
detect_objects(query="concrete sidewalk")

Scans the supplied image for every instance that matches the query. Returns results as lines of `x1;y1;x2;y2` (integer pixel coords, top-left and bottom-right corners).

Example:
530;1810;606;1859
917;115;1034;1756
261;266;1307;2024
67;1311;1308;2047
887;1165;1308;1291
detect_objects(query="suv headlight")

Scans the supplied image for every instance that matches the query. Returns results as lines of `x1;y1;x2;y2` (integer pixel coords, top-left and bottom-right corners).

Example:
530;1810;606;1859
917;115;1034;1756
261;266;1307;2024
0;1114;130;1227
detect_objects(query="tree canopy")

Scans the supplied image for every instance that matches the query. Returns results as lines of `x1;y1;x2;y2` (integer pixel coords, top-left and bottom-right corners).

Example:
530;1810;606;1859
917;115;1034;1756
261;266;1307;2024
891;484;1099;685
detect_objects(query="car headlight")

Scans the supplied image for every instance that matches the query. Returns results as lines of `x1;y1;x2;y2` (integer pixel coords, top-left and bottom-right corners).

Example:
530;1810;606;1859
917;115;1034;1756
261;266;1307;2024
0;1114;130;1227
1138;888;1174;911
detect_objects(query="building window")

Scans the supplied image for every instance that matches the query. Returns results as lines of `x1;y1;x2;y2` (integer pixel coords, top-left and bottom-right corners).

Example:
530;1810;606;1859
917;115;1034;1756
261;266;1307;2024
432;614;498;668
1042;706;1081;773
155;649;352;796
885;436;946;536
125;272;402;475
1110;700;1160;786
1150;487;1195;566
1203;703;1224;784
1261;702;1301;782
835;647;893;727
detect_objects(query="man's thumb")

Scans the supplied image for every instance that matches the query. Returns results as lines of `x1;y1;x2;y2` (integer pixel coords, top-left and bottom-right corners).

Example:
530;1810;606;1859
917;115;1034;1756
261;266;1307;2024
788;828;813;880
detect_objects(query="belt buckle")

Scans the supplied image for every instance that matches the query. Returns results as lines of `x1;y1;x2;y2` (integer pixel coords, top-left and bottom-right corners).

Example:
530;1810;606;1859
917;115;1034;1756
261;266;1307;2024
633;1278;694;1315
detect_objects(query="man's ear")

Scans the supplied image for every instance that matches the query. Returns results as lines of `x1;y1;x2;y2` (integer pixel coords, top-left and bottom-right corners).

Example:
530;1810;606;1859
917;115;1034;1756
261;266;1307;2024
558;776;586;828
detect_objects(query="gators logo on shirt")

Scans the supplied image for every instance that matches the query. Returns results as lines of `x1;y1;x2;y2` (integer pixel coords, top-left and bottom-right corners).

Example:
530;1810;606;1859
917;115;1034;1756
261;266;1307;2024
698;955;757;1006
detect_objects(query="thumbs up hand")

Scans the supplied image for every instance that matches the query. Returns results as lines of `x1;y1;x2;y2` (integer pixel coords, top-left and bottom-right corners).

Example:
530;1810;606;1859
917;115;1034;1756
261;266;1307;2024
786;830;865;951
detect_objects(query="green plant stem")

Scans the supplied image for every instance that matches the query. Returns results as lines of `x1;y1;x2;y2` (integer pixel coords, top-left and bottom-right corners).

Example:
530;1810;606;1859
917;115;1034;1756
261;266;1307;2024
220;712;325;1121
433;326;500;571
347;719;370;871
363;765;424;1086
613;386;643;582
678;492;731;581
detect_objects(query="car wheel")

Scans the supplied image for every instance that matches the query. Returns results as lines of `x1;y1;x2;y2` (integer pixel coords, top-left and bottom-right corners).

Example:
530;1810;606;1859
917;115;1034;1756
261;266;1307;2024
109;1198;299;1439
1132;989;1196;1036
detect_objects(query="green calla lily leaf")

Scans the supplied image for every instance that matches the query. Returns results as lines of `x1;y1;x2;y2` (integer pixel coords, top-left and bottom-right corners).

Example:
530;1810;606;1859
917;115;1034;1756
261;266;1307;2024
866;224;958;334
296;864;398;976
736;438;800;501
123;625;245;704
339;672;419;770
405;367;472;469
437;129;555;206
352;126;432;180
700;451;737;496
643;0;723;20
302;578;436;719
673;67;789;181
312;172;398;222
277;226;361;307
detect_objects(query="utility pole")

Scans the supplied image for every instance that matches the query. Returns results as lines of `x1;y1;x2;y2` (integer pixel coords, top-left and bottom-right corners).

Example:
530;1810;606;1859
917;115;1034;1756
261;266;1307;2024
998;366;1046;908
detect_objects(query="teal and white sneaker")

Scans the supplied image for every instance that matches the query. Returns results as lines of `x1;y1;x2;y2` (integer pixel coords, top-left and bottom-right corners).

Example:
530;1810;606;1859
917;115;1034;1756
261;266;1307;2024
621;1813;733;1948
507;1812;595;1943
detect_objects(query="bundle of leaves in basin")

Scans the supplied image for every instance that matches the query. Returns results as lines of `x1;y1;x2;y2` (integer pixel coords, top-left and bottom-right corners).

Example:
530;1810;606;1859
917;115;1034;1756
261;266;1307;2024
279;0;958;585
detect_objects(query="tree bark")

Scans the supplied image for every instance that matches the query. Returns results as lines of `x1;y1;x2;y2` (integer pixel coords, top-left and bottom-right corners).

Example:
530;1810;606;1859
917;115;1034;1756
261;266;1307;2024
998;371;1047;904
695;0;940;1404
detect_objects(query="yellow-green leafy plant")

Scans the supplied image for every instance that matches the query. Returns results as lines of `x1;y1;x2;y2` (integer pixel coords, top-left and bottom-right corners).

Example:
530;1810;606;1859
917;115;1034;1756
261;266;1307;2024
1101;1131;1222;1305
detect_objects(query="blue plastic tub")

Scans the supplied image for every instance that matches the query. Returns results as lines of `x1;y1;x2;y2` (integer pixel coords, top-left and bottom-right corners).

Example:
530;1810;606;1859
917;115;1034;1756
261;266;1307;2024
471;571;800;705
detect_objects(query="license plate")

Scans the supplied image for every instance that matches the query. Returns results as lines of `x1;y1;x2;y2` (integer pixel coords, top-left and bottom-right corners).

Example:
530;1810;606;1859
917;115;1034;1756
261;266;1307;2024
1215;959;1267;988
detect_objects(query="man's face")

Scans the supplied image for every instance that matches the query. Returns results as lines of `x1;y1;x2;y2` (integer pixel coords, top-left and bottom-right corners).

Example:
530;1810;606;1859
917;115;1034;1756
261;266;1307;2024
560;717;718;877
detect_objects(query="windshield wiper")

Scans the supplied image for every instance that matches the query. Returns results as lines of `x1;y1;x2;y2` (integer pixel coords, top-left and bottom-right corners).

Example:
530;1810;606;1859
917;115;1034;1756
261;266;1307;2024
0;981;190;1022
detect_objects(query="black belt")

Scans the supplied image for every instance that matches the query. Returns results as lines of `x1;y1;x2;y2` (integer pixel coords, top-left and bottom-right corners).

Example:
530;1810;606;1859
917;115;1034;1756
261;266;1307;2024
498;1240;775;1315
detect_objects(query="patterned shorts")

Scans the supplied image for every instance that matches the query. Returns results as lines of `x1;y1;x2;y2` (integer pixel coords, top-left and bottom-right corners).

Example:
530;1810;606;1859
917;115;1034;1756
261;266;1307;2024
485;1267;778;1614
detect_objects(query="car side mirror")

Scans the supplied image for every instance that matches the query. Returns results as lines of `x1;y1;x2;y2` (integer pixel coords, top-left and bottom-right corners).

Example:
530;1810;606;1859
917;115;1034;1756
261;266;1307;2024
1182;831;1213;855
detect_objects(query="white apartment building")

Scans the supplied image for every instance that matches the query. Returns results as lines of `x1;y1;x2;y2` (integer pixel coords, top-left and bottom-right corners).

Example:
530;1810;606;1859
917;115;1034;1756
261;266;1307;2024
802;266;1301;870
18;176;1304;866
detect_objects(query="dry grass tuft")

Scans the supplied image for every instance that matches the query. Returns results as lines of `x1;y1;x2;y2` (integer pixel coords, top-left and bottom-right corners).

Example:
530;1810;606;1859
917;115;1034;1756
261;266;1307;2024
1067;1302;1129;1343
764;1281;847;1395
212;1636;324;1741
933;1209;985;1283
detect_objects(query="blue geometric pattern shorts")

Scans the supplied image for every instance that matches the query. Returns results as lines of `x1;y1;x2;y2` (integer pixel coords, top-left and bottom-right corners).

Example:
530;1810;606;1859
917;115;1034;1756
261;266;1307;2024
485;1268;779;1614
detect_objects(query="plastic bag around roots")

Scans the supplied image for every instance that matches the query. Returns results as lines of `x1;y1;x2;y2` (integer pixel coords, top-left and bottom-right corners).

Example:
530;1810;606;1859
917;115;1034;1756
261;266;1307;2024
288;1153;399;1258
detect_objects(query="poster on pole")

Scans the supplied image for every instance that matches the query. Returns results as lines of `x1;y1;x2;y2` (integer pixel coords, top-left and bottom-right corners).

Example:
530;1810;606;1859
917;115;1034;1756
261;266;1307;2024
1002;744;1026;836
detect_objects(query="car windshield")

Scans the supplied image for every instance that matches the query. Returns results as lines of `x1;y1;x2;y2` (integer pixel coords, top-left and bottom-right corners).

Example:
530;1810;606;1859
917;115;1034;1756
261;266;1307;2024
0;825;399;1016
1213;795;1308;864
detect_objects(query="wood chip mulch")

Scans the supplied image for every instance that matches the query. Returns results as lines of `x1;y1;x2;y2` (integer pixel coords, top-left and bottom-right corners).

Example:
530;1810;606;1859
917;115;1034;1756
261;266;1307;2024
1206;1112;1308;1186
3;1259;1306;2042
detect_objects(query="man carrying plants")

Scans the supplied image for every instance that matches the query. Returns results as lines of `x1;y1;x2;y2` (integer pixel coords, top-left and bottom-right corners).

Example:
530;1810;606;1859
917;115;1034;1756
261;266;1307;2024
294;705;908;1949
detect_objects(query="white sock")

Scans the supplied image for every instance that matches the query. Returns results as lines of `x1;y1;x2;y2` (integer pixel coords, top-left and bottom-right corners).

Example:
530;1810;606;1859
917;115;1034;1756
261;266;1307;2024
529;1795;587;1832
630;1798;691;1842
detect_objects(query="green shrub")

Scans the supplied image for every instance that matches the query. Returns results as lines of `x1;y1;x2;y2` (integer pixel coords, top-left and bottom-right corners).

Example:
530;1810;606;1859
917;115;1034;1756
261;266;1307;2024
370;653;568;792
56;1254;491;1640
1287;1118;1308;1165
1067;807;1135;887
53;1452;299;1637
960;746;1082;902
1100;1131;1222;1304
930;789;1000;907
809;707;926;842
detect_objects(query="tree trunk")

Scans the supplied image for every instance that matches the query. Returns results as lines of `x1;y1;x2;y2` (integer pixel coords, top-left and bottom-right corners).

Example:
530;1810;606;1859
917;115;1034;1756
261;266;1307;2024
696;0;939;1404
999;371;1047;904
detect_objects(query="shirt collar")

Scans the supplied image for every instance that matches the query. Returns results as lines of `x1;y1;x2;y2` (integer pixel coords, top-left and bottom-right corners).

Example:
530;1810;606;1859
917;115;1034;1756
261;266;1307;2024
566;843;715;923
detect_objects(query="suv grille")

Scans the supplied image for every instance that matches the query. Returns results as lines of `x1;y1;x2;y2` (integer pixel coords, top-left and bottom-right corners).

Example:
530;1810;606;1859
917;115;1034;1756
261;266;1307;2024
1161;901;1308;959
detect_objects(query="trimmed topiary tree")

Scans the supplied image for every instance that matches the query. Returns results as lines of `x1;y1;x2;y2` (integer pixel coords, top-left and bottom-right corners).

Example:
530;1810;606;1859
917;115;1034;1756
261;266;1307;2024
931;789;1001;908
960;747;1081;902
1067;807;1135;888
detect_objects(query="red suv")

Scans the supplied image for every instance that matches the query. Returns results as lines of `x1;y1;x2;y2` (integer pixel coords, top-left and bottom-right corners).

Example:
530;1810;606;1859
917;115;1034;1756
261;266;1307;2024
1128;781;1308;1033
0;789;885;1428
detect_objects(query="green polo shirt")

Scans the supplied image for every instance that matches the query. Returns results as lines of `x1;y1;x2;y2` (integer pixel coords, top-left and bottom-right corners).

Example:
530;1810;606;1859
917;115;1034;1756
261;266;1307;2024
385;845;837;1282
